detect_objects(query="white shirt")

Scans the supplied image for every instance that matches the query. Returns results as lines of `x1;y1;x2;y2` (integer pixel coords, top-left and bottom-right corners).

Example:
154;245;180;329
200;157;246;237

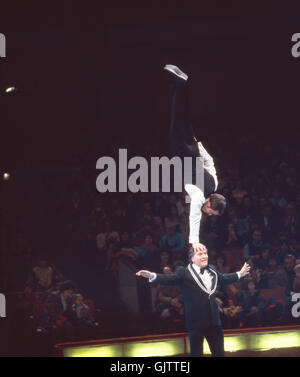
192;263;213;292
185;142;218;244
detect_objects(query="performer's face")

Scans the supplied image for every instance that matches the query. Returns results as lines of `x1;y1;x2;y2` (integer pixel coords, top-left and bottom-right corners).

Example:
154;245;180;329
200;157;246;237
191;248;208;267
202;202;219;216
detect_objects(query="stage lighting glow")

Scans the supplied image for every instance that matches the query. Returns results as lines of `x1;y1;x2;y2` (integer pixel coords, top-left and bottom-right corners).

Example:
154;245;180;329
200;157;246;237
63;344;122;357
56;327;300;357
252;330;300;351
223;335;246;353
125;338;184;357
185;334;246;354
3;172;10;180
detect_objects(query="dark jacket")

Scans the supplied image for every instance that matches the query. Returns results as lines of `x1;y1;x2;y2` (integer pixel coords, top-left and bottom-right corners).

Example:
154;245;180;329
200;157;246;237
39;292;72;328
152;263;239;331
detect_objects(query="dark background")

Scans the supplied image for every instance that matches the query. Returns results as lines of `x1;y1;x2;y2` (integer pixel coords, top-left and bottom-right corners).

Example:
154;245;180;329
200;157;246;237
1;1;300;169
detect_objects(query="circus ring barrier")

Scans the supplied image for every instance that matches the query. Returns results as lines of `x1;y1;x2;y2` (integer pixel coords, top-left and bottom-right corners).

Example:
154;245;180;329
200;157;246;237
55;325;300;357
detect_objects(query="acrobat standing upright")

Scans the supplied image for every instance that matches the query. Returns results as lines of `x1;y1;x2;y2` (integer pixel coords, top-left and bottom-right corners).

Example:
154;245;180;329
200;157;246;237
164;64;226;253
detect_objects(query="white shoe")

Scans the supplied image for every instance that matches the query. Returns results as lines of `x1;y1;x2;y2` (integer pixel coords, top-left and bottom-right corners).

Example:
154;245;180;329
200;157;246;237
164;64;188;81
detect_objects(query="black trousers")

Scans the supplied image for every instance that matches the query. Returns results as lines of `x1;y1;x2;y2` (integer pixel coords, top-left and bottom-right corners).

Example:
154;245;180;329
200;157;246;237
188;325;225;357
170;82;198;159
169;82;216;197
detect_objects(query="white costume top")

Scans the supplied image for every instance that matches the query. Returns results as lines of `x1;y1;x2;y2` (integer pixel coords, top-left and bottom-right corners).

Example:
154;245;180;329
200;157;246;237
185;142;218;244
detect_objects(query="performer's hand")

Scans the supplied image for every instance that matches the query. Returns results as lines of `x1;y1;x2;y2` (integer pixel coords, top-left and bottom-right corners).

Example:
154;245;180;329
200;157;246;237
136;270;155;279
239;262;251;278
192;242;206;254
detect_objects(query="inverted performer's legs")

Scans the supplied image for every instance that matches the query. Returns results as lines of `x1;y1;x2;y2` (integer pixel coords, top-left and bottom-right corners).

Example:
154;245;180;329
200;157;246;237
170;82;199;159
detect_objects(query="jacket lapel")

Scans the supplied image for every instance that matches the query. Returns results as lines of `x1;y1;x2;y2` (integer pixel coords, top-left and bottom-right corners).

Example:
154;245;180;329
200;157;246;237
188;263;210;295
187;263;218;296
208;266;218;294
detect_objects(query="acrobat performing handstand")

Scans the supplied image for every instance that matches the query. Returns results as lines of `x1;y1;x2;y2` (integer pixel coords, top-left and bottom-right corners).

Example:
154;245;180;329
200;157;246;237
136;66;251;357
164;64;226;254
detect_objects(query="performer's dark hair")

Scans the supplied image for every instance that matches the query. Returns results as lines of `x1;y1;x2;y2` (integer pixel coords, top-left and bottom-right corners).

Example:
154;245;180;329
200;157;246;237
188;247;195;261
209;193;226;215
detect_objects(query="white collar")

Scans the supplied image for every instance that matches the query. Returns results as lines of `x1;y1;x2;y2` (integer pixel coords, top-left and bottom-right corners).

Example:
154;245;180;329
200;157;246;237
188;263;218;296
192;263;208;274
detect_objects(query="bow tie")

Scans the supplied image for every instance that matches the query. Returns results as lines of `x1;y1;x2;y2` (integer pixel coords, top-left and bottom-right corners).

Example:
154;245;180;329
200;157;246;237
200;266;209;274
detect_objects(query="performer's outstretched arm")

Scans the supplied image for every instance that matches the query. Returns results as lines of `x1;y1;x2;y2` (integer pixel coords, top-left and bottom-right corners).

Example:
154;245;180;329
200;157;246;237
136;269;182;286
216;262;251;285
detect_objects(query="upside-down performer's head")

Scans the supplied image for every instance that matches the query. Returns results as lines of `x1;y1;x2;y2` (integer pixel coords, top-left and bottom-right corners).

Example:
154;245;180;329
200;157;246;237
202;193;226;216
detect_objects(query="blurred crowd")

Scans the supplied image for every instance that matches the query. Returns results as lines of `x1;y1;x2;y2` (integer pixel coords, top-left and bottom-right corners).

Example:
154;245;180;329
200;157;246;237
2;139;300;350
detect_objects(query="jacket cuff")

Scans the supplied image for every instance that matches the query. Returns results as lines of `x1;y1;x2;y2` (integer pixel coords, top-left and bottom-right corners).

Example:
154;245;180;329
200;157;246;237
149;273;157;283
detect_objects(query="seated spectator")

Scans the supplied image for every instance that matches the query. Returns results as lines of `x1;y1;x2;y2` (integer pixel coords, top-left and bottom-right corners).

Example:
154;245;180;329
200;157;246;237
172;259;186;272
123;193;137;229
215;286;229;306
33;260;53;291
173;194;185;217
143;200;154;217
227;208;250;243
236;281;264;328
296;192;300;213
281;202;299;238
215;254;230;274
137;210;154;234
282;255;296;296
96;220;119;254
243;229;264;261
105;235;122;271
159;226;185;262
250;266;264;289
110;206;127;233
164;205;180;232
15;285;37;321
50;276;66;294
239;195;255;219
275;241;295;265
257;245;271;271
221;299;243;329
231;180;248;205
140;234;160;271
152;216;165;245
263;257;284;288
290;236;300;259
70;294;99;339
154;193;171;219
159;251;172;273
256;205;279;242
178;205;189;244
201;214;224;250
117;231;133;250
155;266;184;320
224;223;241;248
261;296;283;327
258;197;269;212
269;189;287;210
208;249;218;267
37;280;76;342
291;264;300;298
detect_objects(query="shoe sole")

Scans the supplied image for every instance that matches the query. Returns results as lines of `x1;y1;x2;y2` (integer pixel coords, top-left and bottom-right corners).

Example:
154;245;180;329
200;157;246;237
164;64;188;81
